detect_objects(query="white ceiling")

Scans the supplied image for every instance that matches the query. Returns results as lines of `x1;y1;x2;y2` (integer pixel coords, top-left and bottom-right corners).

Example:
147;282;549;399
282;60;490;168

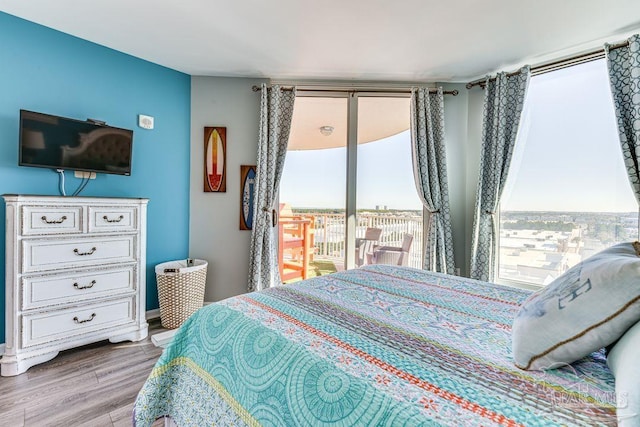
2;1;640;83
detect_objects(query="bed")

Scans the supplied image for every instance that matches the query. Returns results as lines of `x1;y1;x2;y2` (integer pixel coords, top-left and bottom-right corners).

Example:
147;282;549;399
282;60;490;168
133;265;617;426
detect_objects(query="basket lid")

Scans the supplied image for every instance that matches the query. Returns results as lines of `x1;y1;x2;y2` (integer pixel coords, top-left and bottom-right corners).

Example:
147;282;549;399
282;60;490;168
155;259;207;274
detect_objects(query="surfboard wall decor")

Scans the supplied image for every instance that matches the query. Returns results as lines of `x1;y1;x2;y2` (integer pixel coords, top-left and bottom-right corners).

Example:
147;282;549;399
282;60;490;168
204;126;227;192
240;165;256;230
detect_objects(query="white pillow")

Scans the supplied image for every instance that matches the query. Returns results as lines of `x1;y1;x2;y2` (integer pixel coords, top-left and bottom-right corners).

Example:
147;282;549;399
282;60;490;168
607;321;640;426
512;242;640;370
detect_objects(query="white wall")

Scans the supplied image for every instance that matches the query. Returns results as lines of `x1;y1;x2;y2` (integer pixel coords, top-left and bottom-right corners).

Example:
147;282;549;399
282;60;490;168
440;83;469;274
463;87;485;276
190;76;266;302
439;83;485;277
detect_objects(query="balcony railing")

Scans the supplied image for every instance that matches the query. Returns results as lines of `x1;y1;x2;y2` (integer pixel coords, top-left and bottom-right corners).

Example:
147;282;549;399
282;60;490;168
294;211;424;269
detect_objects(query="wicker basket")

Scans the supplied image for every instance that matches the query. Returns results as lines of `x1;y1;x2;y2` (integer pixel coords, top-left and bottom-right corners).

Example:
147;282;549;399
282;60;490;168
155;259;208;329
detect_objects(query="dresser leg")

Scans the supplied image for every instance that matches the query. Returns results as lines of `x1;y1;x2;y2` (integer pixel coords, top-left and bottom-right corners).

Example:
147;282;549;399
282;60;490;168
108;324;149;343
0;350;59;376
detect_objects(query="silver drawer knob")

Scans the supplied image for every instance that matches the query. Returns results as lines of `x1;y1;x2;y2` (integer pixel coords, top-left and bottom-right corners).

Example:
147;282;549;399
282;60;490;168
73;280;96;290
73;313;96;324
41;215;67;224
73;247;97;256
103;215;124;223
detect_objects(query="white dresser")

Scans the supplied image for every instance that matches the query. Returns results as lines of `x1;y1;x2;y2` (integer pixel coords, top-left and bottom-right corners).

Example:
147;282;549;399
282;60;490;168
1;195;149;376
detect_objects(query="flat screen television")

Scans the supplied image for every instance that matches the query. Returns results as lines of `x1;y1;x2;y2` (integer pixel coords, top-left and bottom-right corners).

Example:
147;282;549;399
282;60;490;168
19;109;134;176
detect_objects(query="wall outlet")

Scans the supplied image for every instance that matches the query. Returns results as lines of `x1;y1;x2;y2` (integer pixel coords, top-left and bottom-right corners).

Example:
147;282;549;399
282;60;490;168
455;267;461;276
74;171;96;179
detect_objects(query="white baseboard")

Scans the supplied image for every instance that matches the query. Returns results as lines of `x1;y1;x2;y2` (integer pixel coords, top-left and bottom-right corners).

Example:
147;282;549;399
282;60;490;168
151;329;177;348
146;303;211;322
146;308;161;320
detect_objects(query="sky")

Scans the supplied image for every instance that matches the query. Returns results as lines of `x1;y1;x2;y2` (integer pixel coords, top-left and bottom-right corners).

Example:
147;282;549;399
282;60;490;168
280;58;637;213
502;58;636;213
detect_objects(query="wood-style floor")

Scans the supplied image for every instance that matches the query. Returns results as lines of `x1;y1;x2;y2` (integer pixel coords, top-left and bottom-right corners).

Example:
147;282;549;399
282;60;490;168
0;318;168;426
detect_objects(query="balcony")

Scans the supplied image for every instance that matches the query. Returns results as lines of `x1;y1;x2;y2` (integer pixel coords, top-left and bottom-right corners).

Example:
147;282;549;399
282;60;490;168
279;210;423;282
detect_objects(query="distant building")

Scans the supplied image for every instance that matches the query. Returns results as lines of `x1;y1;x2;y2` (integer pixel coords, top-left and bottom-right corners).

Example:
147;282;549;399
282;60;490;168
499;227;581;286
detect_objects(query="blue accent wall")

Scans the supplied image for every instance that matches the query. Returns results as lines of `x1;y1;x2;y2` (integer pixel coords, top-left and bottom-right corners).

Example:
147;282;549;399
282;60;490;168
0;12;191;343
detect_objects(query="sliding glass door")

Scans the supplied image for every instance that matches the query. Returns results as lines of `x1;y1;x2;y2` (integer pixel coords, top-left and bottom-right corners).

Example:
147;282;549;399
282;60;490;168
279;91;422;283
279;95;348;281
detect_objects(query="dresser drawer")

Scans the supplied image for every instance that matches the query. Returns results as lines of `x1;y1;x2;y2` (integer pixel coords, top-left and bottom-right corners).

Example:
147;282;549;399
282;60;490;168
88;206;138;233
22;298;135;348
22;236;136;273
22;205;83;236
22;267;135;310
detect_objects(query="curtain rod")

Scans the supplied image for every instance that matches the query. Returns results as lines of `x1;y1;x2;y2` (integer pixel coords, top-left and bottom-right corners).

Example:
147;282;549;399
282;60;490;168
251;85;458;96
465;40;629;89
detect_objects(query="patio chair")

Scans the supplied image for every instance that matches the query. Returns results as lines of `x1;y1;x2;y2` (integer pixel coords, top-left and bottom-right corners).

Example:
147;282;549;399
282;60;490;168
355;227;383;267
278;203;315;282
371;233;413;266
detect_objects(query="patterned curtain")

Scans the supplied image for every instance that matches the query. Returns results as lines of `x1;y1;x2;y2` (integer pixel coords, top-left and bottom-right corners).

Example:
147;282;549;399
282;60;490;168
470;67;530;282
410;87;455;274
248;84;295;292
606;34;640;205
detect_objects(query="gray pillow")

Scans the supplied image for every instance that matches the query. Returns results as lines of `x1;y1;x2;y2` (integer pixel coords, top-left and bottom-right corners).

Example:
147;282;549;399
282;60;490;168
512;242;640;370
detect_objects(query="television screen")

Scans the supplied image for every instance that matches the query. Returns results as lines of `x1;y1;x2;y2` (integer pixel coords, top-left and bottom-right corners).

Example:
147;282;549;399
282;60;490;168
19;110;133;176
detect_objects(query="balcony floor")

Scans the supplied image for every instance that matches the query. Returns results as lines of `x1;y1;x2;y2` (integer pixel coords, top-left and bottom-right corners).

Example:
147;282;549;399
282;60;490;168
282;256;342;284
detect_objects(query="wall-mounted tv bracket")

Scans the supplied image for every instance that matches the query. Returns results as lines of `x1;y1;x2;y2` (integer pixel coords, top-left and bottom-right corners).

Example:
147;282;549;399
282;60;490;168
86;118;106;125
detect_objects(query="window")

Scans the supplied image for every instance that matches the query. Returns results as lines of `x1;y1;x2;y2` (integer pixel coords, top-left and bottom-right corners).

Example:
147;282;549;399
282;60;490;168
498;59;638;287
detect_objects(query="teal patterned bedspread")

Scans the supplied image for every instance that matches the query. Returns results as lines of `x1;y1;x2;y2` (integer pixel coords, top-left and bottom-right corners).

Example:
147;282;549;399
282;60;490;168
134;265;617;426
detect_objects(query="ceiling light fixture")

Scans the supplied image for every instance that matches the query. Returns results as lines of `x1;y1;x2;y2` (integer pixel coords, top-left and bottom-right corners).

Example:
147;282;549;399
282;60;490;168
319;126;334;136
